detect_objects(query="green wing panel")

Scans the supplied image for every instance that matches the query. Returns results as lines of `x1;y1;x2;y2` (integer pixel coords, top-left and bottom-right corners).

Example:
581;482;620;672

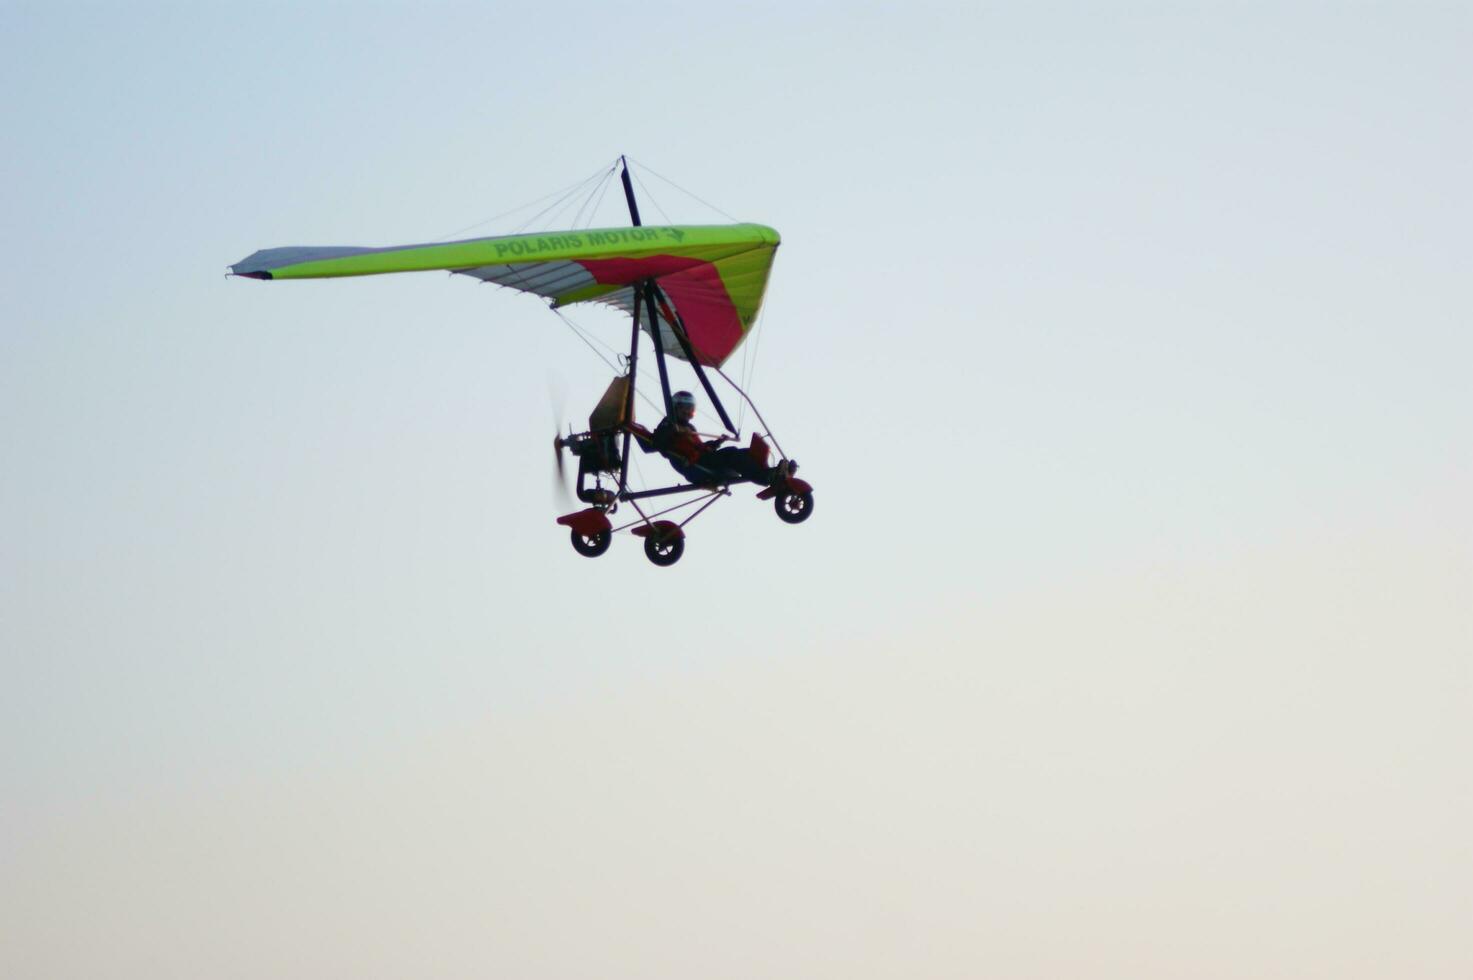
231;224;779;366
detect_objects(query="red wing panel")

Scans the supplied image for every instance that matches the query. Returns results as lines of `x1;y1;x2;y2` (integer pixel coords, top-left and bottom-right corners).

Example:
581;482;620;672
576;256;744;366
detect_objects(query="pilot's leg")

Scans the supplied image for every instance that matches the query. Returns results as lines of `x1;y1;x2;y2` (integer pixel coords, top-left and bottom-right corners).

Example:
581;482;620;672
701;447;776;483
670;459;702;483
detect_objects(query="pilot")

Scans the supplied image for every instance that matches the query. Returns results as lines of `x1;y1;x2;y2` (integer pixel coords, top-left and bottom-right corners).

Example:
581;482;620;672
650;390;793;485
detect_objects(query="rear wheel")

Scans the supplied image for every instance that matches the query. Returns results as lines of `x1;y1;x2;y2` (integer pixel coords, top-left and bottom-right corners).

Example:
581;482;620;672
570;528;612;557
774;490;813;524
643;532;684;566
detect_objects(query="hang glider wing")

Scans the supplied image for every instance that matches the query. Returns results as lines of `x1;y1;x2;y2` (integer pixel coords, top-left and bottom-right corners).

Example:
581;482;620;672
230;224;780;367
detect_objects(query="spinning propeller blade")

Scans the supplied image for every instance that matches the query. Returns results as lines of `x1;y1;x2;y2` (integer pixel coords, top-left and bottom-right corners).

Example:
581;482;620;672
548;375;573;508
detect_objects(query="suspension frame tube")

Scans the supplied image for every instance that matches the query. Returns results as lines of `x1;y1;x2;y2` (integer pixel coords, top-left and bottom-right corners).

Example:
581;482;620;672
619;156;642;227
610;489;726;534
644;281;674;416
622;481;725;502
620;158;733;436
617;290;640;494
713;364;788;461
678;491;726;528
615;154;643;495
651;285;737;436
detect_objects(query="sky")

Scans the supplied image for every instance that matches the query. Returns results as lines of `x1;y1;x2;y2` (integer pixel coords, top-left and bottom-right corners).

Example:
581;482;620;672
2;2;1469;977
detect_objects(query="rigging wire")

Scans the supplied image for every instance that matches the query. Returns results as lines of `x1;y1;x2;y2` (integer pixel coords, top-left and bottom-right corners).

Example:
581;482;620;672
512;165;612;235
552;309;725;431
629;157;742;223
452;159;767;451
625;157;774;437
553;286;725;429
582;173;616;228
714;365;786;461
430;160;616;242
631;442;646;489
555;163;619;230
731;273;775;435
735;253;774;432
746;285;770;405
541;170;609;232
630;170;674;226
570;164;618;229
551;307;621;374
735;334;750;434
551;308;666;418
554;306;622;358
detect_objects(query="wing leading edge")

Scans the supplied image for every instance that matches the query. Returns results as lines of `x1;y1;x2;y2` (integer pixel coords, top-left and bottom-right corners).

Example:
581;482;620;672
231;224;779;366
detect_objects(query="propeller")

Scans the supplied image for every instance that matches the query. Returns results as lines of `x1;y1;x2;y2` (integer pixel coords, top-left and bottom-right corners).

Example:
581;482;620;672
548;374;574;508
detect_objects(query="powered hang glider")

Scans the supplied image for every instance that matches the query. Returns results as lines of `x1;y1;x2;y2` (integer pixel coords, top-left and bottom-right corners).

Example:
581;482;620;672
229;158;813;566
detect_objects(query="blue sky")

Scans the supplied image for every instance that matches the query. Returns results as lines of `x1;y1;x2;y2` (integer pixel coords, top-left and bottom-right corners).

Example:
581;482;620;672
3;3;1470;976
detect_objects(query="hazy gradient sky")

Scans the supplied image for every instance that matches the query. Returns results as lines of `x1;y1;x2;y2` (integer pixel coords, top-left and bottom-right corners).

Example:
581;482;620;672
3;2;1470;977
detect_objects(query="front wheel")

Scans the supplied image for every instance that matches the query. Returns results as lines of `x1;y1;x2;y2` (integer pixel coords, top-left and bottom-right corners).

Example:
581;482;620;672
643;532;685;566
774;490;813;524
570;528;612;557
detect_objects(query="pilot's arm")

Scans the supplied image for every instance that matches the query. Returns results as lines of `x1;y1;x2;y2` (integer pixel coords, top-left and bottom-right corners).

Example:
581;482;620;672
626;420;658;453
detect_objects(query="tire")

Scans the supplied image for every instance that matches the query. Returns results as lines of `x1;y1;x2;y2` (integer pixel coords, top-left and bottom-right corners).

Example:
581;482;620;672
643;532;685;566
774;490;813;524
570;528;612;557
